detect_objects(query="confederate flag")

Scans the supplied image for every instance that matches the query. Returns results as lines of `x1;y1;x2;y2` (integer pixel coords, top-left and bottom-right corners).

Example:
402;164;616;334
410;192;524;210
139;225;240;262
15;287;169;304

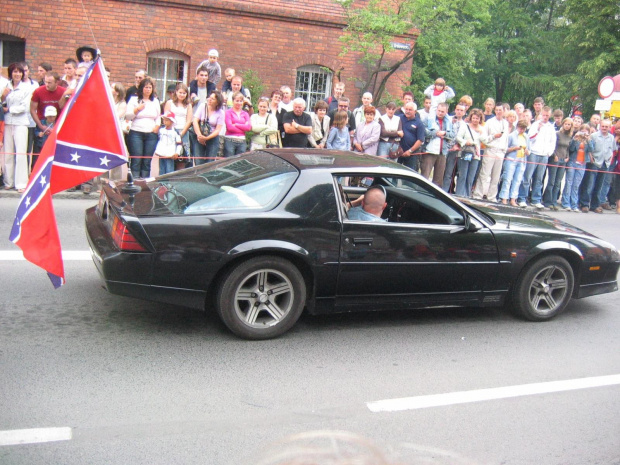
9;57;128;288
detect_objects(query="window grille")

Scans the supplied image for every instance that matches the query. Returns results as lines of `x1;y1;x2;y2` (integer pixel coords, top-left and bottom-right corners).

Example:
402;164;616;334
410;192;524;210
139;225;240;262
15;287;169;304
295;65;332;110
147;51;188;99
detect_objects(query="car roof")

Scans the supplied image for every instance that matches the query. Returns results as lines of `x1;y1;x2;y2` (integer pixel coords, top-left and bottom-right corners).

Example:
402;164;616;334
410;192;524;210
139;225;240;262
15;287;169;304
263;148;414;173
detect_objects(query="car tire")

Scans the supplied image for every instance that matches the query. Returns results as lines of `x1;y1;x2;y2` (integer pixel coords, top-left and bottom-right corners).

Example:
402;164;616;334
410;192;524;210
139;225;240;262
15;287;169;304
513;255;574;321
216;256;306;340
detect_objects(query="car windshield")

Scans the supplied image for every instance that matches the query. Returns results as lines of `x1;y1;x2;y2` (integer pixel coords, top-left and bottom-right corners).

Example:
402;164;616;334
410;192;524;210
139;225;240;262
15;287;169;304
146;152;299;214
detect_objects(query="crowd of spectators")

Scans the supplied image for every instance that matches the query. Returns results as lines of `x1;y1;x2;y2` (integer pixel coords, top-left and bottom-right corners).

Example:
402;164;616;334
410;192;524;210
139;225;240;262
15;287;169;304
1;48;619;213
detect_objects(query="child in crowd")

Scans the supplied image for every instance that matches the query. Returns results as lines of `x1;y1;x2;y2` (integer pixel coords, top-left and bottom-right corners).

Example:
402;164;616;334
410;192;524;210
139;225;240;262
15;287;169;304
155;112;182;175
32;106;58;170
76;46;97;65
221;68;235;94
423;78;455;115
326;111;351;151
195;49;221;95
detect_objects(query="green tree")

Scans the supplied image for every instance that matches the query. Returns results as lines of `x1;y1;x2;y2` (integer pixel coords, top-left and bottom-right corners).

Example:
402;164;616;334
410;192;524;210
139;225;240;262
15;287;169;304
338;0;492;104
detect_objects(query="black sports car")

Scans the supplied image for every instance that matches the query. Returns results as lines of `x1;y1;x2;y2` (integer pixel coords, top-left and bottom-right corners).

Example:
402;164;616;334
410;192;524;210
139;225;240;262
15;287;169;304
86;149;619;339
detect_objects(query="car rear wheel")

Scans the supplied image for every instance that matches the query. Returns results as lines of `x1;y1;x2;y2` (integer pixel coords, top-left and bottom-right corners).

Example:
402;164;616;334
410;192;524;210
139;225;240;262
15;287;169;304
513;255;574;321
216;256;306;340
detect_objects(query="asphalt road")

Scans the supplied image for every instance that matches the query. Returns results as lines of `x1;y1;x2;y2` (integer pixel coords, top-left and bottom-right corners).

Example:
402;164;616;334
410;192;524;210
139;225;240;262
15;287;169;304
1;197;619;465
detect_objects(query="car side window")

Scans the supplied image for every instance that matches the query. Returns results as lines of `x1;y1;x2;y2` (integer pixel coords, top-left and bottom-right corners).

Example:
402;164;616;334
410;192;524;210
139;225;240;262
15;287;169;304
336;175;464;226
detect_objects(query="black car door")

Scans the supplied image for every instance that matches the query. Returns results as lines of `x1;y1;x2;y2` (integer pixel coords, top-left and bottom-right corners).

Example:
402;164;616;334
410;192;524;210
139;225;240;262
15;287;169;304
336;176;501;309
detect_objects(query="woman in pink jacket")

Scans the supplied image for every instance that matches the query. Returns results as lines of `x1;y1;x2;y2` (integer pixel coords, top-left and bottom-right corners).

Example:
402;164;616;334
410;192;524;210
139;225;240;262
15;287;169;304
224;92;251;157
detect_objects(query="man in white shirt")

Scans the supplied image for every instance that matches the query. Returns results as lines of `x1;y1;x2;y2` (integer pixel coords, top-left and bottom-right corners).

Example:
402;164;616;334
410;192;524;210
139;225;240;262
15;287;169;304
279;86;294;112
473;104;509;202
517;106;556;208
352;92;381;129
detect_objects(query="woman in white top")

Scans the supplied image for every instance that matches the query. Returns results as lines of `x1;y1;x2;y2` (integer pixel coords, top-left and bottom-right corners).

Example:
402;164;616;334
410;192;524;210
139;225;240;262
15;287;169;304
164;83;193;169
250;97;279;150
308;100;330;148
455;108;484;198
2;62;34;192
126;77;161;178
110;82;127;180
377;102;403;158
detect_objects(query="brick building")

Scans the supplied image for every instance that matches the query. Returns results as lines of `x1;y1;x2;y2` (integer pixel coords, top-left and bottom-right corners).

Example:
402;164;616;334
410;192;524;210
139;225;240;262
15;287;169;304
1;0;414;107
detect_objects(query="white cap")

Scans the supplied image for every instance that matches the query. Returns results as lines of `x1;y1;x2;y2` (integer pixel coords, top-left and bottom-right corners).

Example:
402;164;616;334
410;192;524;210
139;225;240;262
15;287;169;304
44;106;57;117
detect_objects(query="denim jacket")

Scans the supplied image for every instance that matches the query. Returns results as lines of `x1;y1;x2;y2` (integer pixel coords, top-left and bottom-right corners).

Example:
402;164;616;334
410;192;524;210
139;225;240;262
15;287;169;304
567;137;594;164
425;115;454;156
505;130;531;161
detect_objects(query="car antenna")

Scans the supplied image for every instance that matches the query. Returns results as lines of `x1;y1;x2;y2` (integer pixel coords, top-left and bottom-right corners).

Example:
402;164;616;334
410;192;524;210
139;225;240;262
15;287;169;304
121;171;142;194
507;215;511;229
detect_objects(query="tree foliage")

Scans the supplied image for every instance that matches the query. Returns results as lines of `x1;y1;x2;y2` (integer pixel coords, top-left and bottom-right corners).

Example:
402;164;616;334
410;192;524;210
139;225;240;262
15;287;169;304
337;0;620;116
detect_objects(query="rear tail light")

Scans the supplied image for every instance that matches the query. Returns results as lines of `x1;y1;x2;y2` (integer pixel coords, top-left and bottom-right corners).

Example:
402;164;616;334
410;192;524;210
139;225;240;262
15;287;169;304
111;216;147;252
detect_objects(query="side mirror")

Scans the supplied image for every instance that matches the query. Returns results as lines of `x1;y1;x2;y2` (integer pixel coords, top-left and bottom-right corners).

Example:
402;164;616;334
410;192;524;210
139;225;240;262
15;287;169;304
450;213;481;234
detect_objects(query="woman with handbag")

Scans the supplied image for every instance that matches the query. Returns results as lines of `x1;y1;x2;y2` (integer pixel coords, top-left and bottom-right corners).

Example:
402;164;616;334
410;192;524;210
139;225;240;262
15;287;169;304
377;102;403;159
455;108;484;198
192;90;225;165
224;91;252;157
308;100;330;148
250;97;279;149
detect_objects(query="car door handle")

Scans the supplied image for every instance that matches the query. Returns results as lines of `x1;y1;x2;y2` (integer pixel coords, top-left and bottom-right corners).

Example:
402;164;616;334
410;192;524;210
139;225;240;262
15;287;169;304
352;237;373;246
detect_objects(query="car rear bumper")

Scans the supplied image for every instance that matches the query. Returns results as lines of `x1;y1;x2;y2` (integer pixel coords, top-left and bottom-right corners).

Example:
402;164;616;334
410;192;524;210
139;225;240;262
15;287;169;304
86;206;207;310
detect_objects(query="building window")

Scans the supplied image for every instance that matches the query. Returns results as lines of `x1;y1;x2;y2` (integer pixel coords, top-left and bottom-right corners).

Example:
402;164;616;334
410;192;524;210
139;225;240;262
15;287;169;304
0;35;26;68
295;65;332;110
147;51;188;100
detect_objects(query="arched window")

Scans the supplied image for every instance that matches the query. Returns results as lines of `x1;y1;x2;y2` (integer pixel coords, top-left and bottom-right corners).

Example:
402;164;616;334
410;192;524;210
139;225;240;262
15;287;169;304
295;65;332;110
147;51;188;100
0;34;25;67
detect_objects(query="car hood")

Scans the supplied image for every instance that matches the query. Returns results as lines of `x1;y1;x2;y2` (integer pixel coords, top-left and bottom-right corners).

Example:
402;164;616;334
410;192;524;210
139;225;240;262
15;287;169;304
459;198;597;238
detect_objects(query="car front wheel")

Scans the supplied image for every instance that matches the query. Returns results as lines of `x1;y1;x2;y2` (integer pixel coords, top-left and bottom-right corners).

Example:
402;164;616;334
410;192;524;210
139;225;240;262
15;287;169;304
216;256;306;340
513;255;574;321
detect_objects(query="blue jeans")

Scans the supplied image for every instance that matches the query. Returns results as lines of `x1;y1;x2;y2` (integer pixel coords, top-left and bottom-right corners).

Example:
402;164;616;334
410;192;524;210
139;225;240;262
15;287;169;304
127;130;158;178
377;141;398;158
455;158;480;197
499;157;526;200
542;157;566;206
158;157;175;175
561;161;585;209
398;152;420;172
599;160;616;205
442;150;459;192
205;135;220;162
580;163;609;209
224;137;247;157
518;153;547;204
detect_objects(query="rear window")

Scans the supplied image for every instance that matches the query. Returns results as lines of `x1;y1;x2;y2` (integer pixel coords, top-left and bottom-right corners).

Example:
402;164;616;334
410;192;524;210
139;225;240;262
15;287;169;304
146;152;298;214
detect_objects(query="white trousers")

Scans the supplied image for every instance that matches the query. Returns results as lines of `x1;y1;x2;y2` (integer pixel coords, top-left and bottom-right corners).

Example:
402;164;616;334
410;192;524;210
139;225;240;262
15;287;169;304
473;147;506;202
3;124;29;189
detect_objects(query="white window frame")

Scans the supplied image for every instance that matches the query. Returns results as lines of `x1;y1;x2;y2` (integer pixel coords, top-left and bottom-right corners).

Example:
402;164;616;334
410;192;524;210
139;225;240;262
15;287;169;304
295;65;333;110
147;51;188;100
0;35;26;68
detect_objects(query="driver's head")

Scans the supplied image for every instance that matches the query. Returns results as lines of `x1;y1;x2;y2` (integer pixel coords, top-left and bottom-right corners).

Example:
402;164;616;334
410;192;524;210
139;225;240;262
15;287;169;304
363;186;387;216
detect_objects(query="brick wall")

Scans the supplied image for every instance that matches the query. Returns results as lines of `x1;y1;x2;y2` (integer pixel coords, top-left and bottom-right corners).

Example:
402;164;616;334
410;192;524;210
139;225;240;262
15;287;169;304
2;0;414;105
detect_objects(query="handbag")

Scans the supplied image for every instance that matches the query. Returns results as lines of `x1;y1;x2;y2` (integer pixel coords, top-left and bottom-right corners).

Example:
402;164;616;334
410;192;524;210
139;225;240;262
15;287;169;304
389;146;404;159
459;125;477;161
264;114;282;148
189;103;211;136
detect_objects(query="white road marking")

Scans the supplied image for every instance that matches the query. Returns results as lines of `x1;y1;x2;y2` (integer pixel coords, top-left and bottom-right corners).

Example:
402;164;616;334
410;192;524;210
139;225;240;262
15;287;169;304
0;250;91;261
367;374;620;412
0;427;72;446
